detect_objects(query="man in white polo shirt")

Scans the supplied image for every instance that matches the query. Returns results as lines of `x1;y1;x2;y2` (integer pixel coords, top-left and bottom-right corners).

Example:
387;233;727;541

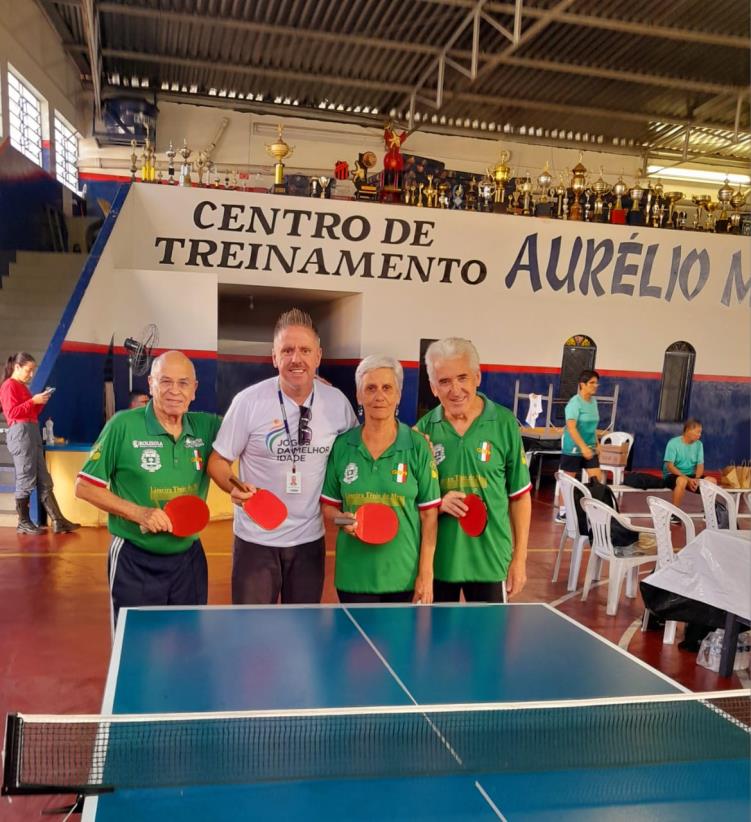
208;308;357;604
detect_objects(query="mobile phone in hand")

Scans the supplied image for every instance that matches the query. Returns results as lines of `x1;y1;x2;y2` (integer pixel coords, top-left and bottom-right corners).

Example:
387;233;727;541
44;386;56;394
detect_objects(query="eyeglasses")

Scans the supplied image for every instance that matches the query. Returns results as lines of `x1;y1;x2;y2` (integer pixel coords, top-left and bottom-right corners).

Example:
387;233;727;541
298;405;312;446
156;378;195;391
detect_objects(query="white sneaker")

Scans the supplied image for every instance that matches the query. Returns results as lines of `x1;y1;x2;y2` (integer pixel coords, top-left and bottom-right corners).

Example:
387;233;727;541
555;508;566;524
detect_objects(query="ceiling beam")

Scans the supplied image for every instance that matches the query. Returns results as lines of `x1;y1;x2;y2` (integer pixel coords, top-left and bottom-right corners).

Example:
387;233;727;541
99;47;751;137
80;0;102;116
421;0;751;49
88;2;746;99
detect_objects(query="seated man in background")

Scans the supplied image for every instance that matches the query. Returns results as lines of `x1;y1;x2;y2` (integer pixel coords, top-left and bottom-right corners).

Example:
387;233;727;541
663;418;715;508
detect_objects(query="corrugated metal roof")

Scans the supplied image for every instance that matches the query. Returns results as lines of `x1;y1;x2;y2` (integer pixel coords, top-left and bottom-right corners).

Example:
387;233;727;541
36;0;750;163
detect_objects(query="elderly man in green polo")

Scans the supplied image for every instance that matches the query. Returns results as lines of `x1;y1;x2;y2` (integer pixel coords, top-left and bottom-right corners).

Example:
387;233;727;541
415;337;532;603
75;350;220;627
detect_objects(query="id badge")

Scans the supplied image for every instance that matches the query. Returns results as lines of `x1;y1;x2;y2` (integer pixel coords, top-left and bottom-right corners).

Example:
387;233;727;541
286;470;302;494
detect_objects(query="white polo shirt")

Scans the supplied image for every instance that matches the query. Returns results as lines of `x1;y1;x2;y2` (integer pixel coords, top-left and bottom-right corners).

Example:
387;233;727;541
213;376;357;546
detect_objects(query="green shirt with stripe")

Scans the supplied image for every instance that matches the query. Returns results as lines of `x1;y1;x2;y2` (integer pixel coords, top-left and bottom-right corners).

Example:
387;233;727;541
79;402;222;554
415;393;531;583
321;422;441;594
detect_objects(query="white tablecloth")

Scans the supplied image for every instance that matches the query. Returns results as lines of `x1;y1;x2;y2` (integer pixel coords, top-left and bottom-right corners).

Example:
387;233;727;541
642;530;751;622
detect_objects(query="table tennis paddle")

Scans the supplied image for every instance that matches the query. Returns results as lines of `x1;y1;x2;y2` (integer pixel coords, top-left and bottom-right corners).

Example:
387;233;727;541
140;494;210;537
334;503;399;545
459;493;487;537
228;476;288;530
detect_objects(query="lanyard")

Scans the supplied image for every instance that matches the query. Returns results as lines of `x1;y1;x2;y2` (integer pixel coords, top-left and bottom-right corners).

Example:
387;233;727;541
277;382;314;472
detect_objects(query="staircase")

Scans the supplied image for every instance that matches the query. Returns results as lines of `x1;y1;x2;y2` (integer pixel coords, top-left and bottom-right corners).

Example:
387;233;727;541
0;251;87;526
0;251;87;363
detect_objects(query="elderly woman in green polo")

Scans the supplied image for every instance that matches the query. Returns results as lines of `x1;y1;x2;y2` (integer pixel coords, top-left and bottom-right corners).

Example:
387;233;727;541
321;354;441;604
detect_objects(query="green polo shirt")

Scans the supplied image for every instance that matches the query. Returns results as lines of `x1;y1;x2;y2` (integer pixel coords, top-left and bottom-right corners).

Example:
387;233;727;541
415;393;531;583
663;436;704;478
562;394;599;455
78;402;221;554
321;422;441;594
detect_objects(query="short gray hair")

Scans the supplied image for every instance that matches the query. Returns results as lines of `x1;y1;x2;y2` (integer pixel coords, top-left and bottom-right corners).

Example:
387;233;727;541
273;308;320;343
425;338;480;383
355;355;404;394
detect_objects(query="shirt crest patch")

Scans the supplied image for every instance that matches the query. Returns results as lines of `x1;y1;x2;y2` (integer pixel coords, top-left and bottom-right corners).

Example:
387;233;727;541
343;462;358;484
393;463;408;483
477;441;492;462
432;443;446;465
192;449;203;471
140;448;162;473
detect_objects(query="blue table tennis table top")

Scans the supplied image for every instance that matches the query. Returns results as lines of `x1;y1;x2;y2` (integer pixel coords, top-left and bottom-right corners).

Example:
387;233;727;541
83;603;750;821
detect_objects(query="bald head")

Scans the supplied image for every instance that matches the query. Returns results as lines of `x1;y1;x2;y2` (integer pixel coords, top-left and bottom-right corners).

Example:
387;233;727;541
151;350;196;380
148;350;198;420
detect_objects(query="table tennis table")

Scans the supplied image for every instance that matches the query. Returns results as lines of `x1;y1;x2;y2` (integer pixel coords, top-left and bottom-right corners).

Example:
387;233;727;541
68;603;749;821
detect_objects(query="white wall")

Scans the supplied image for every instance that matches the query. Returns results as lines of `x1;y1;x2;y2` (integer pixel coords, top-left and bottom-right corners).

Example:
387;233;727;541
67;185;750;380
0;0;88;147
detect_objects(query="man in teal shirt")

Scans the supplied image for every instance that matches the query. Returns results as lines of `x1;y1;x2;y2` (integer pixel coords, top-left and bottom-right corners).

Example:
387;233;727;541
415;338;531;602
76;351;221;627
663;418;715;508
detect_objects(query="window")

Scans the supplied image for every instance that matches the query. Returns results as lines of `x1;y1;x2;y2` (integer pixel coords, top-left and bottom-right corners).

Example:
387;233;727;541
8;69;43;166
54;113;79;192
658;341;695;422
555;334;597;424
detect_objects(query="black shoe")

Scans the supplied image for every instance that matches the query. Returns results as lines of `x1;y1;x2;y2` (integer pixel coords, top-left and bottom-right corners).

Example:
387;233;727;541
643;610;665;631
41;491;81;533
669;515;681;525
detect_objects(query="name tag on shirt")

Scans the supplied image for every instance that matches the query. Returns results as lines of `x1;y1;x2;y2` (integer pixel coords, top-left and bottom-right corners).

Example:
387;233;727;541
286;470;302;494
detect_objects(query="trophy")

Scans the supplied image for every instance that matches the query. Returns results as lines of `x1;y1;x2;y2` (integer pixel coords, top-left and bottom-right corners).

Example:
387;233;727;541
730;186;748;212
477;173;496;212
437;180;451;209
664;191;683;227
129;139;138;183
178;139;192;187
451;182;465;210
569;159;587;221
627;185;645;226
610;174;628;224
424;175;438;208
318;176;331;199
352;151;378;201
691;195;710;229
403;178;417;206
715;177;734;231
704;200;718;232
265;124;294;194
534;163;554;217
555;178;567;219
466;178;478;211
416;181;425;207
489;149;511;212
590;170;610;222
166;141;176;185
518;174;534;216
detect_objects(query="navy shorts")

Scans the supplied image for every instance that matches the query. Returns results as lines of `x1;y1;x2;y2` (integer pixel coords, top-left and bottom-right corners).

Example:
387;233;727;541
663;473;698;491
559;453;599;473
108;537;208;628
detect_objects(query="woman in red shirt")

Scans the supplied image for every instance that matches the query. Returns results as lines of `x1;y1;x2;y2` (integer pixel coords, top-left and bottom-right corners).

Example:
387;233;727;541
0;352;79;534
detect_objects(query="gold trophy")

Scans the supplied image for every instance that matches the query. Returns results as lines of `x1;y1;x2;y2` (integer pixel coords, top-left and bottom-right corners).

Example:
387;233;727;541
569;159;587;221
424;174;438;208
129;139;138;183
489;149;511;212
265;124;294;194
590;169;610;222
178;139;192;187
664;191;683;227
166;141;176;185
716;177;734;225
611;175;628;224
534;163;553;216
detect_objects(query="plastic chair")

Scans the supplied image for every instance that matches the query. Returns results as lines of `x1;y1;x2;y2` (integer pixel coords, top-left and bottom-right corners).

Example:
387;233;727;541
641;496;696;644
699;479;737;530
580;498;657;616
553;471;591;591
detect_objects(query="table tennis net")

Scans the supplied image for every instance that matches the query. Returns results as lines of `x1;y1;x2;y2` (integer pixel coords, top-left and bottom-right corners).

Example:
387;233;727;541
3;691;749;796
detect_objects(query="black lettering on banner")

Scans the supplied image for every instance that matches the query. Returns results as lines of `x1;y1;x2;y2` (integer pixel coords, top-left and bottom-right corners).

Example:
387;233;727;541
611;234;642;296
545;236;580;292
219;203;245;232
411;220;435;247
244;243;263;270
246;207;280;235
403;257;435;282
219;241;246;269
678;249;710;301
193;201;217;229
155;237;185;265
299;248;330;275
438;257;461;283
639;243;661;299
341;216;370;242
461;259;486;285
263;245;300;274
312;212;341;239
721;251;750;307
282;209;312;237
665;246;682;301
505;234;542;292
580;238;612;297
382;218;410;245
186;239;218;267
379;253;403;279
332;250;375;277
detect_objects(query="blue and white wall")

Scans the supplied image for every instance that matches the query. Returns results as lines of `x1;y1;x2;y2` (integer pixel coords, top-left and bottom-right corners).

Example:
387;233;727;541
43;183;750;469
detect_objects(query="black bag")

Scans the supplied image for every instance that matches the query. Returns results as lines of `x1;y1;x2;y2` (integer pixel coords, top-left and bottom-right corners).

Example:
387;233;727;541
574;479;637;547
623;472;665;490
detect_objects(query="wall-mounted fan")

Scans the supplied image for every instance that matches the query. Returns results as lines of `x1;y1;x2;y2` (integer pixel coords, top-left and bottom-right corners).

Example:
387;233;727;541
123;324;159;390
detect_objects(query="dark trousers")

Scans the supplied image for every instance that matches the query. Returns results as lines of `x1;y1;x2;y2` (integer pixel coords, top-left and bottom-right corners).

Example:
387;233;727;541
337;589;413;604
6;422;53;498
232;535;325;604
433;580;507;603
108;537;208;628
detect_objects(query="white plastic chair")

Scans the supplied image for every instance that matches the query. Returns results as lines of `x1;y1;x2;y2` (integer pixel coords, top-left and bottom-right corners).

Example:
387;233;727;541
553;471;591;591
599;431;634;494
641;496;696;644
699;479;737;530
580;498;657;616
